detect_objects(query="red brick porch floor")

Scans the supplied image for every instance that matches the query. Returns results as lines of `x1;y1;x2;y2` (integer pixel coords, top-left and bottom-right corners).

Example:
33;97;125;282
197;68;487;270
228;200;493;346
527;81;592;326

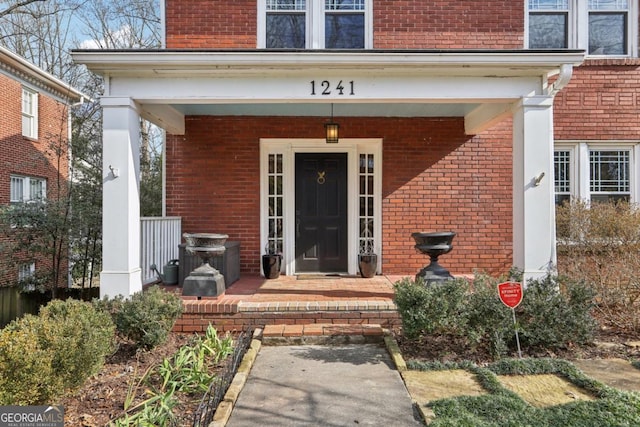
169;274;410;333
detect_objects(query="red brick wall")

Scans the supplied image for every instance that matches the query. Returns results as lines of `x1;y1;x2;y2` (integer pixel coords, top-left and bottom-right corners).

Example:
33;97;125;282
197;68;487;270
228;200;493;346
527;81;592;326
374;1;523;49
166;116;513;277
0;73;70;286
165;0;257;48
164;0;524;49
555;59;640;140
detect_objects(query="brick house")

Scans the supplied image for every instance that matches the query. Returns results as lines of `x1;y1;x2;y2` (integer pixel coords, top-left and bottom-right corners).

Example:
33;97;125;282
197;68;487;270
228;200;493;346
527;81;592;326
72;1;635;299
0;46;86;287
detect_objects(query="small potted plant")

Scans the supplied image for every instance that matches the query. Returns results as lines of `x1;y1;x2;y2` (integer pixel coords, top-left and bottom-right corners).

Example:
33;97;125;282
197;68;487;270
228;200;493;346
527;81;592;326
358;239;377;278
262;243;282;279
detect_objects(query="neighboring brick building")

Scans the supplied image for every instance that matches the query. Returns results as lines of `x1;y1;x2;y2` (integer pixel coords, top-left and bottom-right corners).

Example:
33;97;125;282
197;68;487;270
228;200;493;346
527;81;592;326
73;1;635;298
0;46;86;287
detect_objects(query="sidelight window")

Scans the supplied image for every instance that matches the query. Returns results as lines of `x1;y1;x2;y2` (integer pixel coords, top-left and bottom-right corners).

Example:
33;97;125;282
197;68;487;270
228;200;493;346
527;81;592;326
358;153;375;253
267;154;284;254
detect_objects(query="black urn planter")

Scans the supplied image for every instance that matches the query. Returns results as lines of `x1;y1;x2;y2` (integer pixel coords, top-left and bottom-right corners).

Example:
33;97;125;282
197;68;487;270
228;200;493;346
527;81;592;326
411;231;456;285
262;254;282;279
358;254;378;278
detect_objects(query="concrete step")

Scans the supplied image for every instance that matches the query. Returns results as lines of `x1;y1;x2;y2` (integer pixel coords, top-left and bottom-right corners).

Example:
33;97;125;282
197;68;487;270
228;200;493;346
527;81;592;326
261;323;385;345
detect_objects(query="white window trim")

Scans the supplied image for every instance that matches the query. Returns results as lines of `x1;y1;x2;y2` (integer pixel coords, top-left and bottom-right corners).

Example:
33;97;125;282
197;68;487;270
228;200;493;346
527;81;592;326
554;141;638;203
21;87;38;139
257;1;373;49
260;138;382;276
18;262;35;281
10;175;47;203
525;0;639;58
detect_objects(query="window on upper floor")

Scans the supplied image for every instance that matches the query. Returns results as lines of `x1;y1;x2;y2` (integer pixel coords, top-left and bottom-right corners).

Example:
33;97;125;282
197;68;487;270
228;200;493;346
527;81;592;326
259;0;371;49
553;143;633;206
21;87;38;139
527;0;638;56
10;175;47;203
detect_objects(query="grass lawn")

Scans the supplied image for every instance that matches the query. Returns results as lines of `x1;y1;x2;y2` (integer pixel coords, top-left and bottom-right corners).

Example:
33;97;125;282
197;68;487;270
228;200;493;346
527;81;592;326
407;358;640;427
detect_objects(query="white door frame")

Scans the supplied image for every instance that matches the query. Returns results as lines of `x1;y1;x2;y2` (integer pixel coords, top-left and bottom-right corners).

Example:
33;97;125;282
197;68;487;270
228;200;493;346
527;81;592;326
260;138;382;276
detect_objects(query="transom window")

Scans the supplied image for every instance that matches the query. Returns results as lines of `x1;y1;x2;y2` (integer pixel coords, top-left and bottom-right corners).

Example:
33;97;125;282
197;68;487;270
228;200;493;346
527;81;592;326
21;87;38;139
553;144;633;205
527;0;637;56
10;175;46;203
260;0;371;49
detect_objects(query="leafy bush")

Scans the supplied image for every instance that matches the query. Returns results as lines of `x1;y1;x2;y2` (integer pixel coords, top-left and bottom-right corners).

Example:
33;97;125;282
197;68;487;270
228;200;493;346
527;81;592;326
394;273;597;358
95;286;183;349
518;275;597;349
38;299;116;390
394;277;469;339
557;199;640;332
464;273;513;358
0;315;56;405
0;299;115;405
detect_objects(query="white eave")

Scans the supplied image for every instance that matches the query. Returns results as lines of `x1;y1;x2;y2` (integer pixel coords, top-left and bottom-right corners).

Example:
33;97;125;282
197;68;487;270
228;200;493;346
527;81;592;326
72;49;585;78
1;46;89;104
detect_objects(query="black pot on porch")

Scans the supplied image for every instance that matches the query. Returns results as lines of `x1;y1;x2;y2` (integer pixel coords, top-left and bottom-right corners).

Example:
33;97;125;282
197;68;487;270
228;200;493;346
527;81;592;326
262;254;282;279
358;254;377;278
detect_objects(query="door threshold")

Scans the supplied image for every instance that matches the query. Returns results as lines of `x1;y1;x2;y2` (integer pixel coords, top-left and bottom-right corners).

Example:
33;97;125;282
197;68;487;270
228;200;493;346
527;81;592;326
296;273;357;280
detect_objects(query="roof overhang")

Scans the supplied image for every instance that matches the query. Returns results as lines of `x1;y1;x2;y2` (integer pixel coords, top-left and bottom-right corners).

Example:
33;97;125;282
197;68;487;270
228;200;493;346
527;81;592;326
1;46;89;104
72;49;585;135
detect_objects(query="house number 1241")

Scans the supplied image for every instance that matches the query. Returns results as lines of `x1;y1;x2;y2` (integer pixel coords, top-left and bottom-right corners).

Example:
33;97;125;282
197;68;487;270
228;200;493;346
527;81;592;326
310;80;355;96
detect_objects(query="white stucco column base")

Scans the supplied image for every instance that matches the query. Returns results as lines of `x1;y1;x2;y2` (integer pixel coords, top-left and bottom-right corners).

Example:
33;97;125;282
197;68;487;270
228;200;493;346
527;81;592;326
512;96;557;282
100;97;142;299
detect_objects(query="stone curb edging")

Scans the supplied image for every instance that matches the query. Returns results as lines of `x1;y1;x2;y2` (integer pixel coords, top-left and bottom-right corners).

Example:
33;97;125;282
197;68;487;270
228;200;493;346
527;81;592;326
383;331;434;425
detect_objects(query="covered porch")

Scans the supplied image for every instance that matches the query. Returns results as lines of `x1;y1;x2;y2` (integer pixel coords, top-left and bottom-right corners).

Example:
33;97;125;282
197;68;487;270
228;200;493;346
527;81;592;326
71;49;585;299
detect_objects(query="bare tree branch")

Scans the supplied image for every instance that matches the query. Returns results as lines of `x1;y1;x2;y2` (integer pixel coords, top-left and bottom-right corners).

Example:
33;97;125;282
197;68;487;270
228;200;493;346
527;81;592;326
0;0;48;18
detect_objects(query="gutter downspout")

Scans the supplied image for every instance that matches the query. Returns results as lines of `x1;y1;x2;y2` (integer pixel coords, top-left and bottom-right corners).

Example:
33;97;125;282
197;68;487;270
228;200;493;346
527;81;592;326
548;64;574;96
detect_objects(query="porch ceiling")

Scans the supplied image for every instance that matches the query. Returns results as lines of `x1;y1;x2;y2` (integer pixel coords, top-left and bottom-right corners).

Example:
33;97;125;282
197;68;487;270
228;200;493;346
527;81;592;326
170;102;478;117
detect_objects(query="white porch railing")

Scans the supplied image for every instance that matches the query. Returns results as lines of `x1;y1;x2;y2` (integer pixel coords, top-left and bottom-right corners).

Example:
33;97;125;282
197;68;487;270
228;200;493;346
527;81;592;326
140;217;182;284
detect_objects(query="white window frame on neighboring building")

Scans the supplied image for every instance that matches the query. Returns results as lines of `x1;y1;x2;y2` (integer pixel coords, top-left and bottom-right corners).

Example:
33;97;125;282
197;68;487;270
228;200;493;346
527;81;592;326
257;0;373;49
553;141;638;204
21;87;38;139
10;175;47;203
526;0;639;57
18;262;35;281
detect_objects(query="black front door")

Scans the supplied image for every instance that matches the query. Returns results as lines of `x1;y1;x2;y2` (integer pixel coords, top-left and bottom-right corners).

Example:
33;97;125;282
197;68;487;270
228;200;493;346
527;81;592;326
295;153;348;273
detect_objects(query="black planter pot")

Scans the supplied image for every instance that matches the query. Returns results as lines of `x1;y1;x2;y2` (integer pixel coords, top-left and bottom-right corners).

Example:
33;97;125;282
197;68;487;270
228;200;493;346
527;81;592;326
262;254;282;279
358;254;377;278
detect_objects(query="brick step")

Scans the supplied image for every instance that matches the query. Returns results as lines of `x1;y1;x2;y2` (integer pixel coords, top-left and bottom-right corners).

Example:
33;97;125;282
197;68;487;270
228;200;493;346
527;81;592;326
261;323;385;345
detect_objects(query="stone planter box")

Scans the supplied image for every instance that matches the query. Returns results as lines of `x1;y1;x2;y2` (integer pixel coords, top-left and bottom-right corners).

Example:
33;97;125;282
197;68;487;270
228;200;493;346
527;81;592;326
178;242;240;287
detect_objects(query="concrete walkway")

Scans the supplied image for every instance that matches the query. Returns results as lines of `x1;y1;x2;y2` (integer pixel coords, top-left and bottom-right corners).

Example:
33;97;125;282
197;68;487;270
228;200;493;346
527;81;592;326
226;343;424;427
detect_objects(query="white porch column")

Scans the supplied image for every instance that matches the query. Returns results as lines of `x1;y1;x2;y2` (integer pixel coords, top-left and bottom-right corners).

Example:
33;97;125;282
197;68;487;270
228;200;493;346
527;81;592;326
100;97;142;298
512;96;556;282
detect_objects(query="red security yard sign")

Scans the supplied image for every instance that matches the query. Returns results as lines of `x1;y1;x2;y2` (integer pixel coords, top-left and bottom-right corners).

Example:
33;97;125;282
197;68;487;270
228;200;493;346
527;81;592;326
497;281;523;309
497;281;524;358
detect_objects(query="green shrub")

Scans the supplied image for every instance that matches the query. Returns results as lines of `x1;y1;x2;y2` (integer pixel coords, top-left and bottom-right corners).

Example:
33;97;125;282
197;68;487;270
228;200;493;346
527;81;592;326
518;275;597;349
0;299;115;405
38;299;116;390
465;273;513;358
96;286;183;349
394;277;469;339
0;315;56;405
395;273;597;358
